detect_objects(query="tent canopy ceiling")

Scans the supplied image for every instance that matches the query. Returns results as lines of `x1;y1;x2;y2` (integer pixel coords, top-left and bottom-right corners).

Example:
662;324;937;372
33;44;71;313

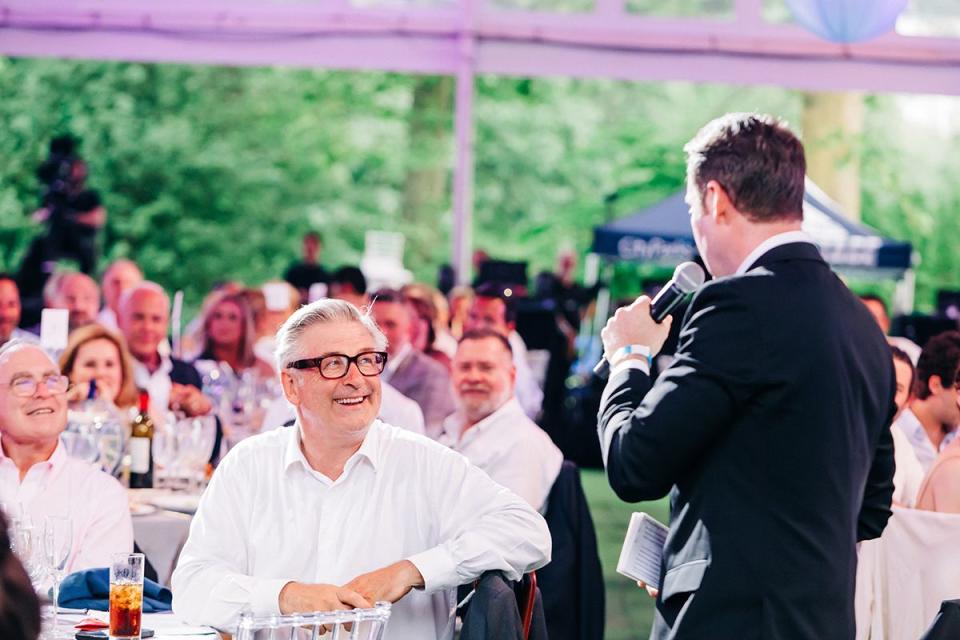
2;0;960;95
591;179;914;279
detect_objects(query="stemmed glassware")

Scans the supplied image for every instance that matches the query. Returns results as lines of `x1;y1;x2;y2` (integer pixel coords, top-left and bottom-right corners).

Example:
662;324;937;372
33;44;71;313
152;416;180;490
42;515;72;638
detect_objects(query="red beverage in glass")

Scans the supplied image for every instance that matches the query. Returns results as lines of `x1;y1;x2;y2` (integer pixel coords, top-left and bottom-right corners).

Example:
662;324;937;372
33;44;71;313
109;582;143;639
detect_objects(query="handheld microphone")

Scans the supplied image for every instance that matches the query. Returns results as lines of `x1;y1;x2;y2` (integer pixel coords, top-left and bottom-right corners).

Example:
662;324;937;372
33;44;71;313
593;261;706;379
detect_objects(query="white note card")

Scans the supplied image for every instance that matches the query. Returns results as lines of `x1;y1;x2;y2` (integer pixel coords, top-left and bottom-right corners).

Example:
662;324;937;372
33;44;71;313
263;283;291;311
40;308;69;351
308;282;328;303
616;512;668;590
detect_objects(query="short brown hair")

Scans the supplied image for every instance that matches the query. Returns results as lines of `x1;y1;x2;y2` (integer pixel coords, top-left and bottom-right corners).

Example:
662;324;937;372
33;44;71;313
684;113;805;222
459;328;513;356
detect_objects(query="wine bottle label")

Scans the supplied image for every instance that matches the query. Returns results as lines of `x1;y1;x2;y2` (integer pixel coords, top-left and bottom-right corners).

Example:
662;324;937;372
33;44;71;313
130;437;151;474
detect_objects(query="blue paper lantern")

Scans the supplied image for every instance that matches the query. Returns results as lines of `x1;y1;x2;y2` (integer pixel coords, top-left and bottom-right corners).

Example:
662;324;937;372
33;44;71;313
785;0;909;43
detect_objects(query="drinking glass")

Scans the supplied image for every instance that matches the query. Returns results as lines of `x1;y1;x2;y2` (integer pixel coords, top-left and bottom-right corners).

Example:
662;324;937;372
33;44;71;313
152;417;180;490
109;553;144;640
43;516;73;637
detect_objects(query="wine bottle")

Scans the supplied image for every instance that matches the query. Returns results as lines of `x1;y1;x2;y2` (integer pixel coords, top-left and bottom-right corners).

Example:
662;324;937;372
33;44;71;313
128;391;154;489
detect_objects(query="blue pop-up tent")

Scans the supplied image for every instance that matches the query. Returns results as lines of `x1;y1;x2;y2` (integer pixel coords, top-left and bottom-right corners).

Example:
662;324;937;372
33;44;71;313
591;179;913;279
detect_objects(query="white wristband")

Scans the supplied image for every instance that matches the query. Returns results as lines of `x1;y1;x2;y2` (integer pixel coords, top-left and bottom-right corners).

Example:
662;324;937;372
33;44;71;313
610;344;652;367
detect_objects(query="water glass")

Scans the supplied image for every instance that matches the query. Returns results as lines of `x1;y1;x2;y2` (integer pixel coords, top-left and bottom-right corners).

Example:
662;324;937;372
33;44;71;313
109;553;144;640
43;515;73;637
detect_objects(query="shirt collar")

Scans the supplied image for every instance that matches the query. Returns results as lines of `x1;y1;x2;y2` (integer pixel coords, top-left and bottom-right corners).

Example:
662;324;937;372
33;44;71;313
283;419;384;478
735;230;816;275
133;353;173;382
0;437;65;475
442;397;523;445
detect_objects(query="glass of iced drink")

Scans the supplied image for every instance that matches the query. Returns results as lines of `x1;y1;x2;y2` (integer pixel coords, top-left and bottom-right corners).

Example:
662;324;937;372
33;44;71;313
109;552;144;640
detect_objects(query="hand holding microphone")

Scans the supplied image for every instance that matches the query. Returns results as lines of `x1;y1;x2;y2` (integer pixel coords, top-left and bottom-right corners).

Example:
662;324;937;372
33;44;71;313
595;261;705;378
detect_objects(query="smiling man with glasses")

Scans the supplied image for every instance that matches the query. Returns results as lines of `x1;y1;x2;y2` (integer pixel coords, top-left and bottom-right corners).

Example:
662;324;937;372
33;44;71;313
0;340;133;575
172;299;551;639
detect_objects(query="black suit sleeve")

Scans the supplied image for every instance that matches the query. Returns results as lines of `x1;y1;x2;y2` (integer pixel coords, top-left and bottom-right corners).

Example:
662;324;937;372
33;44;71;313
857;402;896;541
598;283;760;502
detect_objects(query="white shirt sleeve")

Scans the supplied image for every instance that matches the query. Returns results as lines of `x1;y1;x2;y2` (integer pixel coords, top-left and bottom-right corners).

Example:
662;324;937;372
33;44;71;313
406;448;551;593
70;474;134;573
171;449;287;629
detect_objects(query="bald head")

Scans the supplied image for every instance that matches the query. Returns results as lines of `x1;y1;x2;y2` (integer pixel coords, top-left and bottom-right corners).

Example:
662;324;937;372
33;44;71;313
118;282;170;364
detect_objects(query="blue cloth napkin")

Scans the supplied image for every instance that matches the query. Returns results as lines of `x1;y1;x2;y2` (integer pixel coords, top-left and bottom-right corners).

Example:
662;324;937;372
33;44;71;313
58;568;172;612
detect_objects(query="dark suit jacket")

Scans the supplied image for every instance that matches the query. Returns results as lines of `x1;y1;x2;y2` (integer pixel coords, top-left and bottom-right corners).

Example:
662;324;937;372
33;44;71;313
459;572;548;640
598;242;896;640
539;461;605;640
388;349;456;434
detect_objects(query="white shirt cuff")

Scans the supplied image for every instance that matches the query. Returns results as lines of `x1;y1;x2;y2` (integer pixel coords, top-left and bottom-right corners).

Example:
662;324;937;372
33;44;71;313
406;546;458;594
611;358;650;377
253;578;292;615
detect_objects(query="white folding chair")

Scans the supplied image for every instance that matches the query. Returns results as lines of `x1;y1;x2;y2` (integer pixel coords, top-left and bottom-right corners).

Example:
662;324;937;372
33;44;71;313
235;602;392;640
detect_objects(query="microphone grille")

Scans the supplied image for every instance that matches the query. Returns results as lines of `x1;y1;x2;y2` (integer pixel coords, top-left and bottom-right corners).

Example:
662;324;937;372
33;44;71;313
673;261;706;294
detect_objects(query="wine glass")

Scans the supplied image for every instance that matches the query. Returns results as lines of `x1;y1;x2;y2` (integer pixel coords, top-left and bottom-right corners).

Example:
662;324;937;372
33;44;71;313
59;426;99;465
152;417;180;490
43;515;72;637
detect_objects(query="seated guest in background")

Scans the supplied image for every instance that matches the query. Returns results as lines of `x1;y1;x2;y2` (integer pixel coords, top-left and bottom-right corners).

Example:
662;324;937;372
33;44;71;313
0;276;36;347
403;283;457;359
917;427;960;513
466;283;543;419
171;300;551;637
283;231;329;304
440;329;562;512
890;346;924;507
193;290;273;380
861;294;922;364
118;283;211;420
43;271;100;332
328;266;368;310
447;285;474;340
371;288;456;438
0;341;133;573
244;282;300;371
894;331;960;471
97;259;143;331
59;324;140;412
405;292;452;371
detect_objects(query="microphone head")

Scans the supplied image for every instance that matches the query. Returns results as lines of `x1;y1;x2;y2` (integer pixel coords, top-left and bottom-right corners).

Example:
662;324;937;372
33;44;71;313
672;261;705;294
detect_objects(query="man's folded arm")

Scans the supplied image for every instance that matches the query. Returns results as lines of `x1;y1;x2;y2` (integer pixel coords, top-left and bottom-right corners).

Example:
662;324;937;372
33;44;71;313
407;451;551;593
598;284;759;503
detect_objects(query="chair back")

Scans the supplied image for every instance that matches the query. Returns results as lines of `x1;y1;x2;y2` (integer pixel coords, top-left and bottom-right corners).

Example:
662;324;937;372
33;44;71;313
235;602;391;640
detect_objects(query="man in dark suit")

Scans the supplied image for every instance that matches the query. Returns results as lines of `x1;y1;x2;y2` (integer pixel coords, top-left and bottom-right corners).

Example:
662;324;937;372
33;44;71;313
597;113;896;640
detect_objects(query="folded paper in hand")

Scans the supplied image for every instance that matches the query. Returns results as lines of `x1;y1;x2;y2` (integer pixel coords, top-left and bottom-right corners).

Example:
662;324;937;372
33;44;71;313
616;512;668;590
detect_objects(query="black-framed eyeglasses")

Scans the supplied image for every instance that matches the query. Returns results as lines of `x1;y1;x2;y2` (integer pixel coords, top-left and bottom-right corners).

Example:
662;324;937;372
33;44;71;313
0;374;70;397
287;351;388;380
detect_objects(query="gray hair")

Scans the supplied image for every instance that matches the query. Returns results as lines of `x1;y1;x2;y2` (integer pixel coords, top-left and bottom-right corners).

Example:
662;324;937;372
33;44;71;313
117;281;170;316
42;271;98;306
0;340;57;370
275;299;387;372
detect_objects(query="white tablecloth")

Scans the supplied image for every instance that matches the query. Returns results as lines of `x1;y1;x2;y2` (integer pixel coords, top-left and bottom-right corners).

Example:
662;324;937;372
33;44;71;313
53;609;218;639
133;508;193;587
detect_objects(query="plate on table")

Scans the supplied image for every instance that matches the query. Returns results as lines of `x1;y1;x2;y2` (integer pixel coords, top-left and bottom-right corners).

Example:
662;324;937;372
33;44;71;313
148;493;201;515
129;503;158;517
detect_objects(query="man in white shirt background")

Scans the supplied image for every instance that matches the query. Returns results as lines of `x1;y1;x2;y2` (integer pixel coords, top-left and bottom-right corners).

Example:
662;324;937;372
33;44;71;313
0;275;37;348
466;284;544;420
894;331;960;471
118;282;211;420
43;271;100;333
171;299;551;638
0;341;133;574
440;328;563;513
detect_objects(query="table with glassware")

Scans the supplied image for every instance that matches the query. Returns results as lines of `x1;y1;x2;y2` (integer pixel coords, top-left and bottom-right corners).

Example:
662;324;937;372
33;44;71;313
128;489;200;586
52;608;220;639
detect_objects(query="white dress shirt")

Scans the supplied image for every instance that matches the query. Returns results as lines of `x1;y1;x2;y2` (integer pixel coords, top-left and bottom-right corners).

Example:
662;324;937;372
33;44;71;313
171;420;551;639
0;440;133;575
132;356;174;417
734;230;817;275
894;407;957;473
440;398;563;512
891;422;925;507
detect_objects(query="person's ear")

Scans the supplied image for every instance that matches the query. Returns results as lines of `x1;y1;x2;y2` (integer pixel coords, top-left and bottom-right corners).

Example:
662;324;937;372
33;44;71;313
929;375;945;395
281;370;301;405
705;180;735;225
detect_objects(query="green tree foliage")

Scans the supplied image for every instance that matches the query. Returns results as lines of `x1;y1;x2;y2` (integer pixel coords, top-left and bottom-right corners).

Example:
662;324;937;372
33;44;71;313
0;56;956;314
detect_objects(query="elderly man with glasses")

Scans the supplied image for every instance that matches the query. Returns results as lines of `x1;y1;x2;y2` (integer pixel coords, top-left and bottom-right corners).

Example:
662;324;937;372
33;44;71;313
172;299;551;639
0;341;133;573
